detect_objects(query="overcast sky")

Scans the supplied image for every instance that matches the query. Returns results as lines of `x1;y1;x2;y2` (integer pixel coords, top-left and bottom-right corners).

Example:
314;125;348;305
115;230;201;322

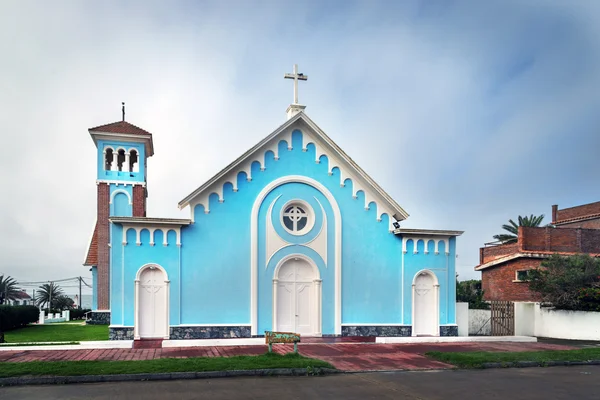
1;0;599;290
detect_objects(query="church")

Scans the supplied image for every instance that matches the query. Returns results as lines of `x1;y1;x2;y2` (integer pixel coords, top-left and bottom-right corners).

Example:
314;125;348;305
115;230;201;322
83;66;462;340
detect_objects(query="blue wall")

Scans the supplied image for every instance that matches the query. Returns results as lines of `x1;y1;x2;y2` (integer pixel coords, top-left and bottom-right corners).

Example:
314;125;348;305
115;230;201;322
110;225;180;326
108;129;458;330
402;238;456;325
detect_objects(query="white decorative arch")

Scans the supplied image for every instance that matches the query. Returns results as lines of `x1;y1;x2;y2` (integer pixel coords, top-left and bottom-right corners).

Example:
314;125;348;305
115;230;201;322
402;237;450;255
272;254;322;335
273;253;321;280
411;269;440;337
121;226;182;247
134;263;170;340
412;269;439;286
110;189;132;205
251;175;341;336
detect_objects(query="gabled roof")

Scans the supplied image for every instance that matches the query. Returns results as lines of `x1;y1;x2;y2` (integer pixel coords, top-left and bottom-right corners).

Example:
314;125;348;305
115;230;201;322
89;121;152;136
178;112;409;223
83;222;98;267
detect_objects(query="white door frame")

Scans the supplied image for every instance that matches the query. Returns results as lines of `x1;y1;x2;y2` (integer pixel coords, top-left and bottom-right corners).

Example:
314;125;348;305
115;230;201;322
251;175;341;336
411;269;440;337
134;263;170;340
272;254;322;336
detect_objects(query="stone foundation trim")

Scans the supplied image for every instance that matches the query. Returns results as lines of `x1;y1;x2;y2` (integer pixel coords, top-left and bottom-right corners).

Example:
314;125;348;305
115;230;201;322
170;326;251;339
439;325;458;336
341;325;412;337
109;327;134;340
86;311;110;325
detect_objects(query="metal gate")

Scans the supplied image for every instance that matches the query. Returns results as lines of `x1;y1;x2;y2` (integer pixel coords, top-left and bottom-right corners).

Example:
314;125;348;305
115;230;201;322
490;300;514;336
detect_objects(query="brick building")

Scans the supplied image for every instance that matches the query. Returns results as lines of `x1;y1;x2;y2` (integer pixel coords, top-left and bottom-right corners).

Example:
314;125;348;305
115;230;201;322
551;201;600;229
475;201;600;302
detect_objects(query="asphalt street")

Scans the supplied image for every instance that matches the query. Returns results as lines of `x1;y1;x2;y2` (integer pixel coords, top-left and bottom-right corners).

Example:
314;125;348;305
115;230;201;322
1;366;599;399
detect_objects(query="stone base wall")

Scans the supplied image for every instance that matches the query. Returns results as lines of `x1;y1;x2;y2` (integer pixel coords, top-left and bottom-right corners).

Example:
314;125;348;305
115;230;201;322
440;325;458;336
341;326;412;337
170;326;251;340
109;327;134;340
86;311;110;325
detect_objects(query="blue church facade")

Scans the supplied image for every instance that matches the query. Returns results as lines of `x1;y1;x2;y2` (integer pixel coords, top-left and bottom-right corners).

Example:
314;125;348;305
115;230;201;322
85;108;462;340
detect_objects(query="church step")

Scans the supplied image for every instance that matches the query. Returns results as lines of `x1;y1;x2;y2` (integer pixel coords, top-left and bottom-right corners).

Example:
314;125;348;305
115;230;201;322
133;339;164;349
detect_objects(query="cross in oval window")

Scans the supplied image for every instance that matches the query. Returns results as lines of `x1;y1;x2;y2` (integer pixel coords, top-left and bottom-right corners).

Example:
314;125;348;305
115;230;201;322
283;205;308;232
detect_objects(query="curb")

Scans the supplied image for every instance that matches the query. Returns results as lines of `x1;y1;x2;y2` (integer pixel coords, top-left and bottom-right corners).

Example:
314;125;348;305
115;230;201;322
0;368;340;387
480;360;600;369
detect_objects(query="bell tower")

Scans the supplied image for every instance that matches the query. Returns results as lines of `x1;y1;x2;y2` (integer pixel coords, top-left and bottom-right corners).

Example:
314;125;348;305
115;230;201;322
83;106;154;316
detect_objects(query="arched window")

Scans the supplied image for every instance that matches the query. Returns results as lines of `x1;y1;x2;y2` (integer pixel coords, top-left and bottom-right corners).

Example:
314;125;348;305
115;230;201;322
129;149;139;173
104;149;114;171
117;149;126;171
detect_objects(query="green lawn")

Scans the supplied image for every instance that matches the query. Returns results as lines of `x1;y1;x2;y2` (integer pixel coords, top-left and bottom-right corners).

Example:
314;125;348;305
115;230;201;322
427;348;600;369
0;353;333;378
4;323;108;343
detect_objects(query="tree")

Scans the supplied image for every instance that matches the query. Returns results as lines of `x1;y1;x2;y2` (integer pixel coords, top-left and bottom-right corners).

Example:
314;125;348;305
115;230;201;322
0;275;20;304
493;214;545;244
53;295;75;310
35;282;64;309
456;279;489;309
528;254;600;310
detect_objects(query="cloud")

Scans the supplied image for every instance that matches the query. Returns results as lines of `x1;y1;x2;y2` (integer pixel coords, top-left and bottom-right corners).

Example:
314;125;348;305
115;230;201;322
0;0;598;286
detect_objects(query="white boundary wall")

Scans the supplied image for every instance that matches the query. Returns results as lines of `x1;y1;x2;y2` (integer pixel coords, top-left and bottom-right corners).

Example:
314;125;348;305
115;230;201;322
515;302;600;340
468;309;491;336
456;302;469;336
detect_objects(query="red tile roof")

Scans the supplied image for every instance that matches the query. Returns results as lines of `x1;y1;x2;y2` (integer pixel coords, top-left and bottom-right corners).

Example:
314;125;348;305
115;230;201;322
89;121;152;136
84;223;98;266
12;291;31;300
555;213;600;225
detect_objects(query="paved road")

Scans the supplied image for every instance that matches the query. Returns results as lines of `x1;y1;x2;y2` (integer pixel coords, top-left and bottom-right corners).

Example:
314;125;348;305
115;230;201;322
2;366;599;400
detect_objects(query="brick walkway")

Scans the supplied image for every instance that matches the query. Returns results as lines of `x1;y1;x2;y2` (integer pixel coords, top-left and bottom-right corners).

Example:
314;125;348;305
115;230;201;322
0;342;576;371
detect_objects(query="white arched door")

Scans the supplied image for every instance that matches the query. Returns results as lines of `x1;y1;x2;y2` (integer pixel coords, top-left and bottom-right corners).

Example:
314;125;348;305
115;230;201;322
412;271;439;336
274;257;321;336
136;266;169;339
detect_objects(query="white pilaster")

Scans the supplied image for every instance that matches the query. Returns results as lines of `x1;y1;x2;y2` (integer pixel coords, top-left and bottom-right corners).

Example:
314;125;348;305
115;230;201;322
314;279;322;336
134;279;140;339
272;279;279;331
124;153;131;172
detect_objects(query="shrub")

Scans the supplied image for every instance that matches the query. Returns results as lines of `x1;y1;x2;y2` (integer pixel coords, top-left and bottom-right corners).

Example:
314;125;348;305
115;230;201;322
70;309;91;320
456;279;489;309
577;288;600;312
528;254;600;311
0;305;39;332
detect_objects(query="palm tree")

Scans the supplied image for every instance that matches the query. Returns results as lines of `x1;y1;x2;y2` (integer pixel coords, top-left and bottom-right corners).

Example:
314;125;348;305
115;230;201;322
493;214;545;244
35;282;64;309
53;295;75;310
0;275;20;304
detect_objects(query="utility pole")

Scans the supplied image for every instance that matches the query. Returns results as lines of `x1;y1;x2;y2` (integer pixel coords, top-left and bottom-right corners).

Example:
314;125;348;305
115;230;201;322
49;281;52;311
78;277;82;310
33;289;36;307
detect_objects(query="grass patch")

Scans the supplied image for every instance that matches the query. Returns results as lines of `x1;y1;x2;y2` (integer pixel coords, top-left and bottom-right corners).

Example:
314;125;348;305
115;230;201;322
4;323;108;343
0;342;79;347
427;348;600;369
0;352;333;378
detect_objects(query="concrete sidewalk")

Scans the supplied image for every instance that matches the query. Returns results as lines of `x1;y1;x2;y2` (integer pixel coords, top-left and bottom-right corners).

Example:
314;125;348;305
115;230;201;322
0;342;576;371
